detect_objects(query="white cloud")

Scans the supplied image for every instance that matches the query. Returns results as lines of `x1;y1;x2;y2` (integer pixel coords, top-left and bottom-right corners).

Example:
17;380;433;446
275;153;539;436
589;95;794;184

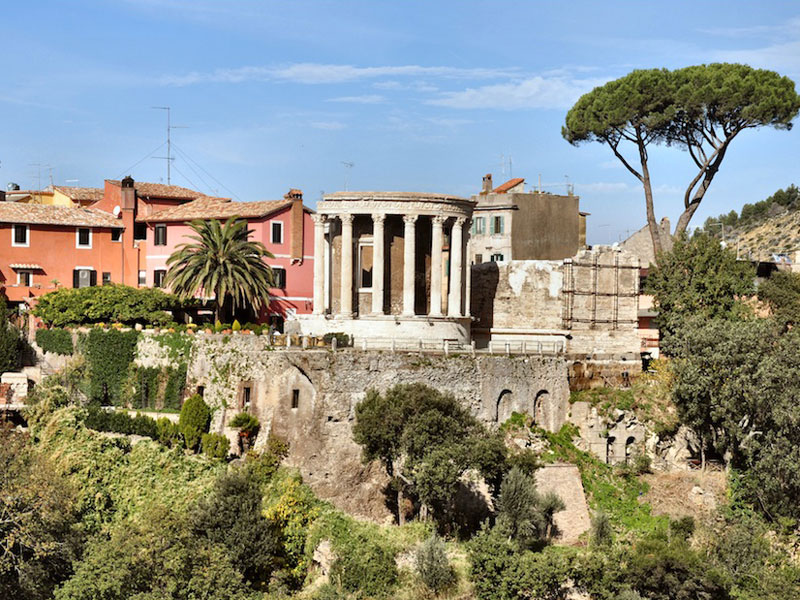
574;182;632;194
308;121;347;130
700;17;800;38
158;63;517;87
712;40;800;76
427;75;607;110
327;94;385;104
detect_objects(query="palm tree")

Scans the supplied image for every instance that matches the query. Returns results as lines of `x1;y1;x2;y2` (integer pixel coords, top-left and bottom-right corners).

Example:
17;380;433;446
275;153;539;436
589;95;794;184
164;218;275;322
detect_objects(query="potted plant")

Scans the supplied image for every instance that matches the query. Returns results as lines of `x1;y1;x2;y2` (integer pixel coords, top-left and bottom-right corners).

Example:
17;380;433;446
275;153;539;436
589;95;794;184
230;413;260;453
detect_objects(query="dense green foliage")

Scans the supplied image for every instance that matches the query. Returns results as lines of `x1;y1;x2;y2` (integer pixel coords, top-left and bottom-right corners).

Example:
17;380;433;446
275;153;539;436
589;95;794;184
328;530;399;597
32;284;180;327
757;270;800;329
84;328;140;405
563;64;800;252
353;383;508;530
705;184;799;230
165;217;275;321
0;427;80;600
415;534;455;593
644;232;754;352
179;393;211;451
35;328;73;355
672;318;800;520
0;298;21;373
201;432;231;459
84;405;158;438
496;466;565;547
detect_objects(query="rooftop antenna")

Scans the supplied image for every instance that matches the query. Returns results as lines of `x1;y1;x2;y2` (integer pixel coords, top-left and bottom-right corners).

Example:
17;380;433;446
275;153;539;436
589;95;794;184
341;161;354;191
564;174;574;196
151;106;188;184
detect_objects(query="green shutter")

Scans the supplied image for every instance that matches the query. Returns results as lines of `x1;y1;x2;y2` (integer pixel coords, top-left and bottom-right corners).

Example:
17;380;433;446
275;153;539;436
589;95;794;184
489;216;495;235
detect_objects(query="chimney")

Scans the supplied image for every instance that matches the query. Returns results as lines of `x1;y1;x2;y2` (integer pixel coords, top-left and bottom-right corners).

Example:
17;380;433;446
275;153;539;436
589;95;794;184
481;173;493;194
121;175;135;211
285;188;304;261
0;190;5;202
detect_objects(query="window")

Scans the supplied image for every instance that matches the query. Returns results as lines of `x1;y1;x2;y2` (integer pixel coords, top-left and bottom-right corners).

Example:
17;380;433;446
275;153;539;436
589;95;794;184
196;385;205;398
111;229;122;242
102;272;111;285
270;221;283;244
475;253;483;264
241;384;252;409
491;216;504;235
76;228;92;248
17;270;33;286
134;222;147;241
272;267;286;289
154;224;167;246
153;269;166;288
72;269;96;288
138;270;146;286
12;224;29;247
359;243;373;289
291;389;300;409
491;253;505;263
473;217;485;235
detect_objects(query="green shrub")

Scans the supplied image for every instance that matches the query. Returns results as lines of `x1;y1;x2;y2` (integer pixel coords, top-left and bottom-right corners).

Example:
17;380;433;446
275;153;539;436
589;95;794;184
669;516;695;541
230;412;260;437
35;328;74;355
201;433;230;460
232;319;241;331
156;417;181;447
0;298;21;373
415;534;455;593
32;284;181;327
322;332;351;347
590;511;614;547
179;394;211;451
84;406;157;439
163;364;187;410
84;329;140;405
329;532;398;597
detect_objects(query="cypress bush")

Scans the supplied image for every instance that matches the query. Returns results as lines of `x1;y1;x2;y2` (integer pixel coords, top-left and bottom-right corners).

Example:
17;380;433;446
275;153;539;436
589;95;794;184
0;298;21;373
179;394;211;451
415;534;455;593
201;433;230;460
35;328;74;355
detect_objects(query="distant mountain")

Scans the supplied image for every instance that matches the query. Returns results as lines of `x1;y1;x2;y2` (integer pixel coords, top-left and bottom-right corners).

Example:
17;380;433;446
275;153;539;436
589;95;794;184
704;185;799;262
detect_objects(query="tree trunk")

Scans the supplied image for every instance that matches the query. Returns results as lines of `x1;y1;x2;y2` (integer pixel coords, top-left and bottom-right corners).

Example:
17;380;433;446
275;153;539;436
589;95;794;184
674;143;731;237
637;131;663;263
397;486;405;526
700;437;706;473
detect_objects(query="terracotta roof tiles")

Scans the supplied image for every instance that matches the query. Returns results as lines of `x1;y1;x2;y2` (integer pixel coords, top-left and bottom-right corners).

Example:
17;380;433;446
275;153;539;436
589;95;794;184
0;203;122;228
52;186;105;204
106;180;205;200
492;178;525;194
142;197;295;223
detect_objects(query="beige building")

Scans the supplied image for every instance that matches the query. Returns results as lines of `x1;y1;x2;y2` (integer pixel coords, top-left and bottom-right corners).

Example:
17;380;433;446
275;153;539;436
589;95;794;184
298;191;475;344
470;174;587;264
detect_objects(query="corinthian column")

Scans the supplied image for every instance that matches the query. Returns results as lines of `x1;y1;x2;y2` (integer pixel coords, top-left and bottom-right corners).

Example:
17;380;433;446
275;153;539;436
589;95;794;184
371;214;386;315
312;214;326;315
429;215;445;317
402;214;418;316
448;217;466;317
339;214;354;317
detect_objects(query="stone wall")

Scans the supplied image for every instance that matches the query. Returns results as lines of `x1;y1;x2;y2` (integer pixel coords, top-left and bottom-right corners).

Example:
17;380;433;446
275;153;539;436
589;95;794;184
470;247;640;358
182;335;569;519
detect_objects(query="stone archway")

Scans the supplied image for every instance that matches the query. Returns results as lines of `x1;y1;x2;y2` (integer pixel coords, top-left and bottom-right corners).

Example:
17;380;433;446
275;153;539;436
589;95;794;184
496;389;513;424
625;436;637;464
606;436;616;464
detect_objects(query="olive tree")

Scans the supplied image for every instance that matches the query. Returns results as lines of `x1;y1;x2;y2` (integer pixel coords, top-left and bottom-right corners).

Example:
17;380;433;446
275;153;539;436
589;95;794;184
563;64;800;259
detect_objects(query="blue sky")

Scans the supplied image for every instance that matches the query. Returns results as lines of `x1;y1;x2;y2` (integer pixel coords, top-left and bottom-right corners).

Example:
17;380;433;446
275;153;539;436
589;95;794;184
2;1;799;244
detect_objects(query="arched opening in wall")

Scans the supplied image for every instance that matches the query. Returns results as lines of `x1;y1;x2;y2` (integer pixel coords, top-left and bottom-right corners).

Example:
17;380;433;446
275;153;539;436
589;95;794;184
495;389;513;424
625;436;636;464
533;390;549;427
606;436;616;464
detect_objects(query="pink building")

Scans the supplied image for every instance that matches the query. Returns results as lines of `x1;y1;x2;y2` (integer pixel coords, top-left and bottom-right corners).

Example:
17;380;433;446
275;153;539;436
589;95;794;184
142;189;315;326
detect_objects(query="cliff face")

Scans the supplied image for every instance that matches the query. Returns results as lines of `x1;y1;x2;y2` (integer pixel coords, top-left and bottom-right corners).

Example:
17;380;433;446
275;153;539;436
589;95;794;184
147;336;569;519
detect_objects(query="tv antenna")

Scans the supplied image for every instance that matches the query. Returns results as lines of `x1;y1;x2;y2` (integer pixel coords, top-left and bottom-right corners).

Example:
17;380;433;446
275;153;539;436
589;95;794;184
341;161;354;191
151;106;188;184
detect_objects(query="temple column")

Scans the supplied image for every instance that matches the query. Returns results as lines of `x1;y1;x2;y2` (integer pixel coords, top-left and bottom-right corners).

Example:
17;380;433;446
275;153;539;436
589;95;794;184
339;214;354;317
429;215;445;317
464;219;472;317
312;214;326;314
448;217;466;317
402;214;418;316
371;214;386;315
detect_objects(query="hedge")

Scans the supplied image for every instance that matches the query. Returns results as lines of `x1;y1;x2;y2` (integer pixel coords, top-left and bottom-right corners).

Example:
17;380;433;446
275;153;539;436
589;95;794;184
84;405;158;439
35;328;74;355
85;329;140;405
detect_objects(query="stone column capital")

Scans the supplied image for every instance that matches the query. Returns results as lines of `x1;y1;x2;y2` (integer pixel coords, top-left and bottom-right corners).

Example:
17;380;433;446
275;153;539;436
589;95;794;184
454;216;467;227
403;214;419;225
311;213;327;225
372;213;386;225
339;214;355;225
432;215;447;226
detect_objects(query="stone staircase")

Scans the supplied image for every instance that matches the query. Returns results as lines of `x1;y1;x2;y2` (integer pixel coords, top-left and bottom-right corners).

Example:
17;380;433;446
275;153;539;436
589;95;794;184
535;463;591;545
